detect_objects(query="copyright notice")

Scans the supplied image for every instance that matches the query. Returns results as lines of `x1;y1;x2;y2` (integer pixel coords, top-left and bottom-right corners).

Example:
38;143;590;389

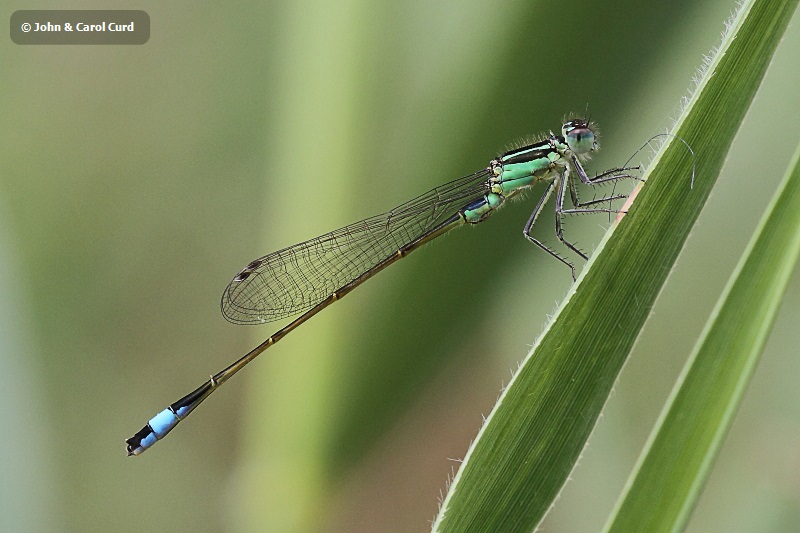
11;10;149;44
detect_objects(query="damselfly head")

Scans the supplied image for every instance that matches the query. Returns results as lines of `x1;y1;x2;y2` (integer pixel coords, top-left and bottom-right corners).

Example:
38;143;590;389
562;119;598;155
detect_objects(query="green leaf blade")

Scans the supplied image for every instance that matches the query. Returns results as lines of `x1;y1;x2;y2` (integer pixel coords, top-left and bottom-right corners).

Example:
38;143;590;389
604;139;800;533
433;0;800;530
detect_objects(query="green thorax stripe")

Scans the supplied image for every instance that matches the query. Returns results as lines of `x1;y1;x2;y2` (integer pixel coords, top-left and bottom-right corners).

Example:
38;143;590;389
498;136;564;189
500;138;554;165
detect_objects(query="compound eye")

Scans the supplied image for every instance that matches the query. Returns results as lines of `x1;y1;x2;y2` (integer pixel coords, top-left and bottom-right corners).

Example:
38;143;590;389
565;126;596;154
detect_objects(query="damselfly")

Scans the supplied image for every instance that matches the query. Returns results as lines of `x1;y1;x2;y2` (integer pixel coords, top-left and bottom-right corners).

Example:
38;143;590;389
126;118;639;455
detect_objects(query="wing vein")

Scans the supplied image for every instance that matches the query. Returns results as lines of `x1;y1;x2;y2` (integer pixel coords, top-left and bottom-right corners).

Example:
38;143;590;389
221;169;491;324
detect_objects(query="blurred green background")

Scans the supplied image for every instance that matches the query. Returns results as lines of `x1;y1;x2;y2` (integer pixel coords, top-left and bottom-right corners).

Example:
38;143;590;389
1;1;799;532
